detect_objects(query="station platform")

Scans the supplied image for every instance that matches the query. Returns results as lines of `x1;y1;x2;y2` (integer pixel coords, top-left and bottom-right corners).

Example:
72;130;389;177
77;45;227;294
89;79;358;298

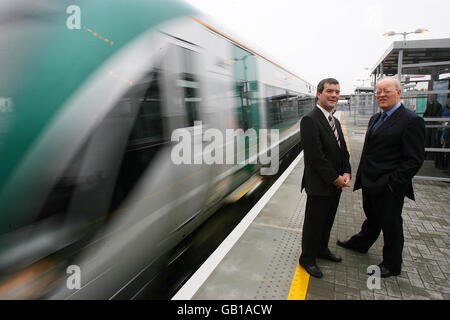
173;111;450;300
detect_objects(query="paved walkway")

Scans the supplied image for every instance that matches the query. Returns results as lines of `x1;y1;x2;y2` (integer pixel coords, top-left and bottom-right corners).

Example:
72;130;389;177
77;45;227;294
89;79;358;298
306;111;450;300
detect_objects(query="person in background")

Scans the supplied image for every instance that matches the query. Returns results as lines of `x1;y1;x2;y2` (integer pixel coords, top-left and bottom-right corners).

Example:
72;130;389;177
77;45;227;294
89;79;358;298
423;94;442;163
437;94;450;171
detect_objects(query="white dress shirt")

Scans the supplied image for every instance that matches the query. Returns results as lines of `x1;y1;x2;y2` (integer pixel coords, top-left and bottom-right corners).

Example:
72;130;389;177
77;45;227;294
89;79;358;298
316;104;334;129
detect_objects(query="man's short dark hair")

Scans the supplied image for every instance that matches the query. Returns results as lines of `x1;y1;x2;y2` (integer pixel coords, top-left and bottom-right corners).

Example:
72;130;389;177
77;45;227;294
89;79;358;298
317;78;339;94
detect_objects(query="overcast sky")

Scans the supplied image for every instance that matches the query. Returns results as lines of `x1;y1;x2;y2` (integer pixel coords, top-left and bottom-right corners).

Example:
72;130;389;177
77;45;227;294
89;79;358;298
185;0;450;95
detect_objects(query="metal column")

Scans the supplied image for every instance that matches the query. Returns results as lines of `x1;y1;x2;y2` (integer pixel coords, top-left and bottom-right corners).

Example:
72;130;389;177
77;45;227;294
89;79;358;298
397;49;403;81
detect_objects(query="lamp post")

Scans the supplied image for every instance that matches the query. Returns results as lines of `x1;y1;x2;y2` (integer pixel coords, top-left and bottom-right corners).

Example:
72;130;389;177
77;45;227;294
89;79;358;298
362;67;376;92
382;28;429;82
356;79;371;87
383;28;429;41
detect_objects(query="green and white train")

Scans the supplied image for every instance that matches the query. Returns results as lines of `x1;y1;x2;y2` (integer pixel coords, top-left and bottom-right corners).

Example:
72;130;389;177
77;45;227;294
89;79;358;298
0;0;315;299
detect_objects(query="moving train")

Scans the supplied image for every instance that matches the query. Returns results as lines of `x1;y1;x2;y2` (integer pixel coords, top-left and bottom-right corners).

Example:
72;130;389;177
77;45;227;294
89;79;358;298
0;0;315;299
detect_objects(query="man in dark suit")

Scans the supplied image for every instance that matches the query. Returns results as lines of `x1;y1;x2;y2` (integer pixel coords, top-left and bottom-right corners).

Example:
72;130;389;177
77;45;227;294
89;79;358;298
299;78;351;278
337;77;425;278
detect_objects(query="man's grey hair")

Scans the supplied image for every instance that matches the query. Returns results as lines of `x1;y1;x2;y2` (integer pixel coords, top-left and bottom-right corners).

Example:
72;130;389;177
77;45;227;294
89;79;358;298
378;77;402;90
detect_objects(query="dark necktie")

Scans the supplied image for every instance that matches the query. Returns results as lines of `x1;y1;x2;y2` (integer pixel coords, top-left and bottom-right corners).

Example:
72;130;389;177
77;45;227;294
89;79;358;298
328;115;341;147
370;112;388;134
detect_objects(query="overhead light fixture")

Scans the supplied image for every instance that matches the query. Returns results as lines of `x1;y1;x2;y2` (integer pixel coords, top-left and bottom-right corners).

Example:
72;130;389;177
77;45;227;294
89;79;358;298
414;28;429;34
382;28;430;41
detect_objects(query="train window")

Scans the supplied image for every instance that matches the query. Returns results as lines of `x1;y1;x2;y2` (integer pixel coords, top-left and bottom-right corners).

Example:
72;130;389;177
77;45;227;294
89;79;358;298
181;71;199;127
265;86;306;127
34;69;166;226
176;47;201;127
128;71;163;143
109;70;166;212
265;85;285;127
231;47;257;131
0;97;14;150
298;96;315;117
237;80;251;131
284;91;299;120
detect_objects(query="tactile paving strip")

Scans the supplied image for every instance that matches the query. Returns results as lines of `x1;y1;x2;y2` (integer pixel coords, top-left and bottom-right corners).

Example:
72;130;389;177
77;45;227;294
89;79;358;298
192;160;308;300
253;191;307;299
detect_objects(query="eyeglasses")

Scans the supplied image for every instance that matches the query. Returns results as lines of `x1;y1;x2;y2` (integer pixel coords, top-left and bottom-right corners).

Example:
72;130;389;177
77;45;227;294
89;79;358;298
376;89;396;96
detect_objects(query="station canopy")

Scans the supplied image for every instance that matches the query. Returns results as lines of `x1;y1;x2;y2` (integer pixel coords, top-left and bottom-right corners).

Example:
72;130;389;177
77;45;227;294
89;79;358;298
371;38;450;77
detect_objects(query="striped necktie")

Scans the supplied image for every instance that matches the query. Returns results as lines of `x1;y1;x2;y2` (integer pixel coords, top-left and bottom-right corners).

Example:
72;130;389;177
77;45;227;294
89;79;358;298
328;115;341;148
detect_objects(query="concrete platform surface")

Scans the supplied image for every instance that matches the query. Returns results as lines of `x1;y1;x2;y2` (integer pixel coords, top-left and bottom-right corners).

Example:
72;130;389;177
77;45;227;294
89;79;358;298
188;111;450;300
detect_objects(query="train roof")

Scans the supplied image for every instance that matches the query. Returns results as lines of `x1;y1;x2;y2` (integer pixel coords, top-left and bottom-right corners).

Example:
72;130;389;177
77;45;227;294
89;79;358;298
189;16;314;88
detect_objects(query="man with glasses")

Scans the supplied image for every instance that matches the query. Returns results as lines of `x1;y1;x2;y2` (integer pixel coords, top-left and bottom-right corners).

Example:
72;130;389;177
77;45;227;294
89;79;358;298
337;77;425;278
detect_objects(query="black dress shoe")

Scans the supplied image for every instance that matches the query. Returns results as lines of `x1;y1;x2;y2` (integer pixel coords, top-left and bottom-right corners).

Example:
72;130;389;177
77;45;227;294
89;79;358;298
318;252;342;262
367;265;400;278
336;240;368;253
300;262;323;278
380;265;400;278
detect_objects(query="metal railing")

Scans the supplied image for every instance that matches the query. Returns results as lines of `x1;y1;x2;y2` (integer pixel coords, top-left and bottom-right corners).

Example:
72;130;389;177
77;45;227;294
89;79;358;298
400;94;450;182
347;93;450;181
349;94;375;127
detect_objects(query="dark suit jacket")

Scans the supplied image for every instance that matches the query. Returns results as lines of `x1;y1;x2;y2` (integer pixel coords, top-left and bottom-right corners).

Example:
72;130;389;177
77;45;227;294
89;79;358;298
300;107;351;196
354;105;425;200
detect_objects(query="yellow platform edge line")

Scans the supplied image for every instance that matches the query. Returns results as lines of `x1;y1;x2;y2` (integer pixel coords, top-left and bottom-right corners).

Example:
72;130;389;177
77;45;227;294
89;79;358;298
233;176;263;202
341;117;350;154
287;264;310;300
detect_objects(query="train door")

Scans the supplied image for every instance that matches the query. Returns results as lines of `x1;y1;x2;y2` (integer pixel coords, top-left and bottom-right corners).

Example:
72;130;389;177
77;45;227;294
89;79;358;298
232;46;260;132
230;46;260;189
160;39;213;238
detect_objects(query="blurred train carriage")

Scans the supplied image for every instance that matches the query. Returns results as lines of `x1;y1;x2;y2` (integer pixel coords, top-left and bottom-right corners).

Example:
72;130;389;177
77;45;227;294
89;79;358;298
0;0;315;299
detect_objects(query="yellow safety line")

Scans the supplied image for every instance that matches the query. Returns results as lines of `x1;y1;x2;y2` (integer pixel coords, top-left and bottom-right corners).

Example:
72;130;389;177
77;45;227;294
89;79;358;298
338;113;350;154
232;176;263;202
342;120;350;154
287;263;310;300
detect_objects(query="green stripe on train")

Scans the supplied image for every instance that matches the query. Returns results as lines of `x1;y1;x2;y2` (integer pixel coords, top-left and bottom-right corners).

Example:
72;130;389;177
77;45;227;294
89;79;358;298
0;0;194;194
